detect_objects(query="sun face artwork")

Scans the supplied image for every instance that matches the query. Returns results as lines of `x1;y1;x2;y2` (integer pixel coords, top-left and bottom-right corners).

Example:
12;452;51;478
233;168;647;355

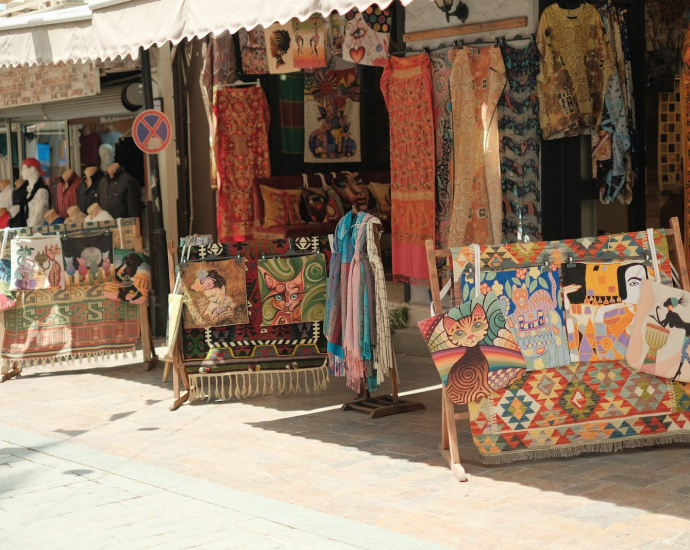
103;249;151;305
10;236;65;291
342;6;392;67
258;254;326;326
264;22;298;74
179;260;249;329
62;234;114;288
292;15;327;69
304;68;361;163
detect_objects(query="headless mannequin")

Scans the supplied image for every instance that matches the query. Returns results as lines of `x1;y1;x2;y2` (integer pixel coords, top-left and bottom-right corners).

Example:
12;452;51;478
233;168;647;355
78;166;102;214
99;144;114;172
99;162;142;219
0;179;10;218
65;205;87;225
85;166;98;187
12;163;50;228
57;169;81;219
85;202;113;223
107;162;120;178
44;209;61;225
62;169;75;188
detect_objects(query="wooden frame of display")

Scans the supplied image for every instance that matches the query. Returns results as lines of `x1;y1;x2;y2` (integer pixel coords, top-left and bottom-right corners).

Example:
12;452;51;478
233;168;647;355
165;240;190;411
0;218;158;383
424;217;690;482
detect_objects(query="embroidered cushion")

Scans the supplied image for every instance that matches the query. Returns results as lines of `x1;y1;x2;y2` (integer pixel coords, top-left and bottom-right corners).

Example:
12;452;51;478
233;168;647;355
367;181;391;218
260;186;305;228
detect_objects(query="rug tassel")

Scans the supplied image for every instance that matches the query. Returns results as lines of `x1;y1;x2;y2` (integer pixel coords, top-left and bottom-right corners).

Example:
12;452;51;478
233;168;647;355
270;373;275;395
234;375;241;399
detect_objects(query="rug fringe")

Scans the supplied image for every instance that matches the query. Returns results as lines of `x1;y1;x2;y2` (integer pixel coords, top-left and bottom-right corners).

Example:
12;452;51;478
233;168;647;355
187;361;330;403
478;432;690;465
12;348;137;370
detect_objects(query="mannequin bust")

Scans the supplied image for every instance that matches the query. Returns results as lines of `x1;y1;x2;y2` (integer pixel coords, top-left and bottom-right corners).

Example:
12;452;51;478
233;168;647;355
84;166;99;188
85;202;113;223
99;144;114;172
0;180;9;191
44;209;62;225
0;179;10;218
107;162;120;178
65;205;87;225
21;162;41;187
61;169;75;189
11;158;50;228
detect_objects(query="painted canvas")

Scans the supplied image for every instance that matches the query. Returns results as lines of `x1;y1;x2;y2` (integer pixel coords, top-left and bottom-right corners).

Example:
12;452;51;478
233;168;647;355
342;6;392;67
238;27;269;75
418;291;527;406
327;13;346;61
0;259;15;310
103;249;151;305
10;236;65;291
180;259;248;329
258;253;326;326
264;23;298;74
461;268;571;370
562;262;651;362
304;68;361;163
293;15;327;69
627;281;690;382
61;233;114;288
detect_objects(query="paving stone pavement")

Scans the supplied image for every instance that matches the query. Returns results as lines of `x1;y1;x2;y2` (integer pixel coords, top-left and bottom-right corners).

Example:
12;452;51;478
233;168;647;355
4;347;690;548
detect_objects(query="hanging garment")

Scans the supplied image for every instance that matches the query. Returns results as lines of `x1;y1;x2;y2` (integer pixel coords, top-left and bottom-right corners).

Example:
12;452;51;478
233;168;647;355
683;27;690;261
430;50;455;249
237;27;269;75
537;3;616;140
98;167;141;219
213;86;271;242
279;74;305;155
449;46;506;247
56;172;81;219
380;54;435;285
499;41;541;243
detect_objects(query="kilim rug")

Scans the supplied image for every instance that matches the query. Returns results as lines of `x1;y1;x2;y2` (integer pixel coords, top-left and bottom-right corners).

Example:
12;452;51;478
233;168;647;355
469;361;690;463
2;286;140;368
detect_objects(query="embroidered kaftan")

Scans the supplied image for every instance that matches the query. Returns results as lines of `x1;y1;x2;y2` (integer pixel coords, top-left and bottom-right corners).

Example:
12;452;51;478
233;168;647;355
449;46;506;247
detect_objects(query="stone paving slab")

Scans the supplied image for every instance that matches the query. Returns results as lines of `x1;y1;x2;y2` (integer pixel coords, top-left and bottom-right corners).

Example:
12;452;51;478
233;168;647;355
4;348;690;547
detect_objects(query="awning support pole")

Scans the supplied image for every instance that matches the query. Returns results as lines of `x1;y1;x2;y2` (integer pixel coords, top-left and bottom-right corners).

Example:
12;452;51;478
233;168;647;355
140;46;170;338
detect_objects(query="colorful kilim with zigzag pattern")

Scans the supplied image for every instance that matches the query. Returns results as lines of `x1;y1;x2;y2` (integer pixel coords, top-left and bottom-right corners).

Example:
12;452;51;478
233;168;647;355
468;361;690;463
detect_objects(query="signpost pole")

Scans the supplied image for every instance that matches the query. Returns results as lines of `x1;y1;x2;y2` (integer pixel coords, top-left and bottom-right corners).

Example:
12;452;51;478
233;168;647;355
140;46;169;338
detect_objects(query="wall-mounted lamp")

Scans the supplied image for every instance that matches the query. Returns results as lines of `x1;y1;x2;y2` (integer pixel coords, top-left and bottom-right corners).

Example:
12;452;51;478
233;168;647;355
433;0;469;23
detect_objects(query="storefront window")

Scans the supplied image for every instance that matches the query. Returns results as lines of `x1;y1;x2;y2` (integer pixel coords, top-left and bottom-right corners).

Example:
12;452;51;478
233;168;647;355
23;122;67;187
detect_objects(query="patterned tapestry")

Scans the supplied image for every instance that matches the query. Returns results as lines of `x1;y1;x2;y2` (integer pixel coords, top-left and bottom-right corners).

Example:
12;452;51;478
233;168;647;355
181;237;331;372
103;249;151;305
292;15;327;69
658;79;683;192
304;68;361;163
380;54;435;285
279;74;304;155
213;86;270;242
430;50;455;250
562;262;651;363
342;6;391;67
179;259;248;329
258;253;326;326
2;286;140;368
461;268;570;370
627;281;690;383
499;41;542;243
449;46;506;247
469;361;690;464
62;233;114;288
681;28;690;261
237;27;269;75
10;236;65;291
419;291;526;405
264;22;298;74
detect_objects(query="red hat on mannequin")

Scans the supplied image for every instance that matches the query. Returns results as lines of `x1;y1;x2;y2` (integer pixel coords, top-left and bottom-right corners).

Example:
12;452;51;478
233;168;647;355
22;158;45;176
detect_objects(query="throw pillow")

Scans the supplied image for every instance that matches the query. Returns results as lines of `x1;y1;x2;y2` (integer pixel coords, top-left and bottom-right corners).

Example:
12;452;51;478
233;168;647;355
368;181;391;218
301;187;344;223
260;186;305;228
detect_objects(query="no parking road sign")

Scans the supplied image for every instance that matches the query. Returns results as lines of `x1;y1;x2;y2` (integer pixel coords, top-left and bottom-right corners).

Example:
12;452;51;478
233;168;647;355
133;109;172;154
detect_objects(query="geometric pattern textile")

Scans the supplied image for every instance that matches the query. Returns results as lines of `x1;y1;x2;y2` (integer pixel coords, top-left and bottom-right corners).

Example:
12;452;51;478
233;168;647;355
469;361;690;463
658;79;682;192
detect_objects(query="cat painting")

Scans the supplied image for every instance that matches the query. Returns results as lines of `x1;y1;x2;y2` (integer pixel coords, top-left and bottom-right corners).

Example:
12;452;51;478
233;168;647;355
419;292;527;406
261;270;304;325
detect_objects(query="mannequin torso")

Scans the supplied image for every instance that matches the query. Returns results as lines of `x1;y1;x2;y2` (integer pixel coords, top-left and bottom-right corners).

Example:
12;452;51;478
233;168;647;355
84;202;114;223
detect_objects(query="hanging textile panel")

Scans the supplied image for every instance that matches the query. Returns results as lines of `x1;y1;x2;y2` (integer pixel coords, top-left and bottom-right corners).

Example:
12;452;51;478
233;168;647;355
460;267;570;370
237;28;269;75
62;233;114;288
279;74;304;155
10;236;65;291
304;68;361;163
659;79;683;192
451;230;674;287
292;15;327;69
684;28;690;262
499;42;541;243
103;249;151;306
342;6;392;67
419;292;526;405
179;260;249;329
2;286;140;368
430;50;455;250
449;46;506;247
469;361;690;464
258;254;326;326
562;262;653;363
380;54;435;285
181;237;331;372
213;86;270;242
264;22;299;74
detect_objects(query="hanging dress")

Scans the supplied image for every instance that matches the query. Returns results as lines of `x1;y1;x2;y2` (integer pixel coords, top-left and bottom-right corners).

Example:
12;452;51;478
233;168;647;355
449;46;506;247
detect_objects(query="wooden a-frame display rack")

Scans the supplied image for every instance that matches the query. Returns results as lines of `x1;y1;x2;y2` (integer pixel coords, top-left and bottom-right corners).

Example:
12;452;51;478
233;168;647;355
1;218;158;383
165;240;190;411
424;217;690;482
